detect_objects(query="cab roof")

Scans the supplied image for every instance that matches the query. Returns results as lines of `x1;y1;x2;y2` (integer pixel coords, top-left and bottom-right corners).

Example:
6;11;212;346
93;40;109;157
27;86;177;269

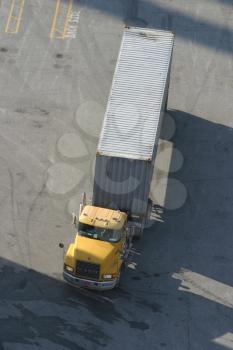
79;205;127;230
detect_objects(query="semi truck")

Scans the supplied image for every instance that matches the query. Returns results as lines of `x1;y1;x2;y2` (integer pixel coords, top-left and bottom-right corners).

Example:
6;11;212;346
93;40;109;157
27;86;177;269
62;27;174;290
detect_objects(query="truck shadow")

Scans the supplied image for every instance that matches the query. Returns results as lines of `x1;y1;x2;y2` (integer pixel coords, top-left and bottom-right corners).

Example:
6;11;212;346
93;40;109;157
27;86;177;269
0;258;119;350
1;110;233;349
120;109;233;349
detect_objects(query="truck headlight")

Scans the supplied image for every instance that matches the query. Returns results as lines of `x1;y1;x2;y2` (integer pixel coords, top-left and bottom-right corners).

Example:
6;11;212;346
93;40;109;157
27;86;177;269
64;265;74;273
102;274;113;279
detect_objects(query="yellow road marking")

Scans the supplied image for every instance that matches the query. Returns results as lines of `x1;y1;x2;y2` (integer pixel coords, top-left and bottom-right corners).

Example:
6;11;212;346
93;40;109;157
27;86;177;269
5;0;25;34
50;0;74;39
50;0;61;39
63;0;73;38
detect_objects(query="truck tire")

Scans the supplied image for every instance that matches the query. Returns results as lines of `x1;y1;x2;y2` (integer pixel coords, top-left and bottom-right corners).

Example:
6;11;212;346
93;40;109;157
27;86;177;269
133;225;144;240
115;271;121;288
115;276;120;288
146;198;153;225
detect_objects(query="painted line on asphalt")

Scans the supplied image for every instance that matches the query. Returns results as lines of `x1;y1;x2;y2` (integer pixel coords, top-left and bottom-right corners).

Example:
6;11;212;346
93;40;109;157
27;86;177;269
50;0;74;39
4;0;25;34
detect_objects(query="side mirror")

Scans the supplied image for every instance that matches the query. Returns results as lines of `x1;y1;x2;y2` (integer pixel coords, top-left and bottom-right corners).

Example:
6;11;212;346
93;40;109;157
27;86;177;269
117;249;124;260
72;213;77;225
59;243;66;260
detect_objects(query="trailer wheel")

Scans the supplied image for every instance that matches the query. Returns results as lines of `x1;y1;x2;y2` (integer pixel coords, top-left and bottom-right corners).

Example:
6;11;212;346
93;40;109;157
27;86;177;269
133;226;144;240
147;198;153;224
115;271;121;288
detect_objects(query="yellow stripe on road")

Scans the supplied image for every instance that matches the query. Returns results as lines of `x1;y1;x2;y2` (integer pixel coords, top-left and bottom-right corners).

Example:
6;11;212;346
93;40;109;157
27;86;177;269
50;0;61;39
50;0;73;39
5;0;25;34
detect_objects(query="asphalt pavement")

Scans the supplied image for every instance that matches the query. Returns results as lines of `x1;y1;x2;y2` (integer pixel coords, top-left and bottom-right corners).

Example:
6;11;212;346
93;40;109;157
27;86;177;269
0;0;233;349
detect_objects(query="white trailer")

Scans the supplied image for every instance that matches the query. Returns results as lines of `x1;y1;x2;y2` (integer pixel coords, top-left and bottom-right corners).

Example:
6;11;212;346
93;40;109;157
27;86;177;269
93;27;174;236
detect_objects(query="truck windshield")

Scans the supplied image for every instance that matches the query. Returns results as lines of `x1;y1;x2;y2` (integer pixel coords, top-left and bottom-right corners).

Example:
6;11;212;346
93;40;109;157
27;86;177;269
78;222;122;243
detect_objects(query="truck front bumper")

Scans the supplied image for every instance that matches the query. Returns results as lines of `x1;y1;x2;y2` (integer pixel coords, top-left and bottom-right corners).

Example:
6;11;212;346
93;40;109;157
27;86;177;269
63;271;118;290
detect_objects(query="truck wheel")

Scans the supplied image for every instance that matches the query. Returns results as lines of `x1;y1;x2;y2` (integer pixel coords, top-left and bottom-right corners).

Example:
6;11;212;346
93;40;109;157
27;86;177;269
115;273;121;288
115;264;125;288
133;227;143;240
147;198;153;224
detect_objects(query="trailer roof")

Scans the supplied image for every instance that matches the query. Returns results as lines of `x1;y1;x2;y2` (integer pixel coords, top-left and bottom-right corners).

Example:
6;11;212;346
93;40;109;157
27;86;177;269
97;27;174;161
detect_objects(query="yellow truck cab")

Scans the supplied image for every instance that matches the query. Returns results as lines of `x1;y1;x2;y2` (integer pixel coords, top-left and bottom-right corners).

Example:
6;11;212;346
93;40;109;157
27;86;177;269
63;205;128;290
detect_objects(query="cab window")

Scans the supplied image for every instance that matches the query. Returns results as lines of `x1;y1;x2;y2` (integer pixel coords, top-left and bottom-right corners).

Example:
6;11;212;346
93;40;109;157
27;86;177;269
78;222;122;243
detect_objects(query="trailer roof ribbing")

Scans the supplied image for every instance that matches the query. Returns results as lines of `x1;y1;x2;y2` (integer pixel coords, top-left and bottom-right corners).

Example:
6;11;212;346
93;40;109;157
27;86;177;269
97;27;174;161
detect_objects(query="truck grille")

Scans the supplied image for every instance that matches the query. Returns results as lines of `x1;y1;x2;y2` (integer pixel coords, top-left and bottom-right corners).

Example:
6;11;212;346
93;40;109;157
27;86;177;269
76;260;100;280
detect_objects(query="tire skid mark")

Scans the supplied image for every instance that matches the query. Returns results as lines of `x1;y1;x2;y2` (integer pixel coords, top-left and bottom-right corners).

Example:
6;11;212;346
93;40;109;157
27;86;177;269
25;183;47;269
